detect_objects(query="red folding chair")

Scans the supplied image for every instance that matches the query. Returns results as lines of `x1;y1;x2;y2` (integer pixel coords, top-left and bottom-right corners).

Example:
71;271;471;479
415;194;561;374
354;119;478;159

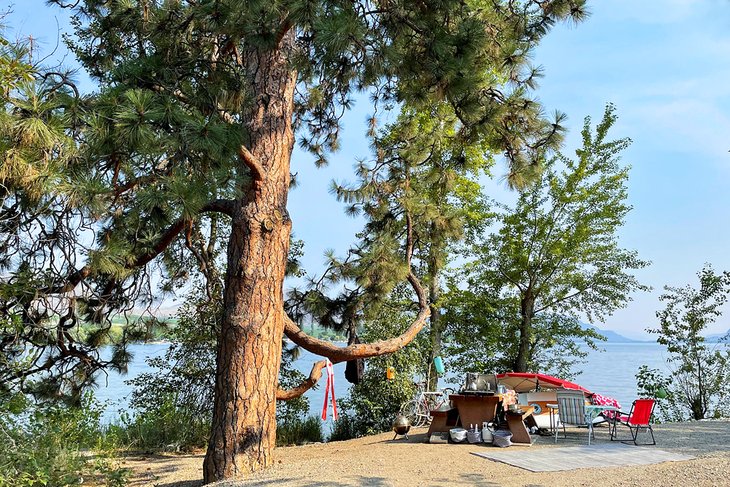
609;398;656;445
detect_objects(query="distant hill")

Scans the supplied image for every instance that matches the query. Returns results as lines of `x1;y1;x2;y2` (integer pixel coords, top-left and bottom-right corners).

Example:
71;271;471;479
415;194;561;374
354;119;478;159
581;323;644;343
705;329;729;342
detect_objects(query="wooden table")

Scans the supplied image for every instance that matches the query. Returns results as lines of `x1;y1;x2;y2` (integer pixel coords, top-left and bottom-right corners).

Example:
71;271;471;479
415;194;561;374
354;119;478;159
447;395;537;445
449;394;503;428
426;407;460;438
505;405;537;444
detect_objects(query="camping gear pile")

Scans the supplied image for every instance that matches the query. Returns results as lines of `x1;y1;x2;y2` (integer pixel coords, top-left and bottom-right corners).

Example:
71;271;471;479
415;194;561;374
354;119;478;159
450;422;500;445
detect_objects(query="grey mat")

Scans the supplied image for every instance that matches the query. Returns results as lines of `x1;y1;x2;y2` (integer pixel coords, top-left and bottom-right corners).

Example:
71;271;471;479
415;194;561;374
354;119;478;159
471;443;694;472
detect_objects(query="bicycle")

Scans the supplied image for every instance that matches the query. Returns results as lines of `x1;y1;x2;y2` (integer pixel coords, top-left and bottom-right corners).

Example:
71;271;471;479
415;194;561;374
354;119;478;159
400;382;455;427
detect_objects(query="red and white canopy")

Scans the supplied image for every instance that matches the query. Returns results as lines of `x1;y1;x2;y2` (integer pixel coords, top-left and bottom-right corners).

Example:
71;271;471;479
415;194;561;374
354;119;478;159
496;372;592;394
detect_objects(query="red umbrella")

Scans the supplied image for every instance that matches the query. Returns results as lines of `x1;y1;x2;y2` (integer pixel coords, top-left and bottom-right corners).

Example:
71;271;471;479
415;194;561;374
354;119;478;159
496;372;592;394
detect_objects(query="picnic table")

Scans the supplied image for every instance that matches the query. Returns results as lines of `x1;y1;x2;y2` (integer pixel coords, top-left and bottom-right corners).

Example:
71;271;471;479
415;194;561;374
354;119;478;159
428;393;537;445
449;393;502;426
505;406;537;444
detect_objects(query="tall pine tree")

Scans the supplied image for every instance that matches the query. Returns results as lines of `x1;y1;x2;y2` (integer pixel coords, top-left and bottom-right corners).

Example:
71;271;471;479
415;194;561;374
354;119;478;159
9;1;588;481
327;103;494;391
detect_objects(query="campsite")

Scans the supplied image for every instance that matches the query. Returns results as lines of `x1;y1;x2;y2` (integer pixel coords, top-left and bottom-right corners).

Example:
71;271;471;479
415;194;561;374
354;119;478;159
2;1;730;486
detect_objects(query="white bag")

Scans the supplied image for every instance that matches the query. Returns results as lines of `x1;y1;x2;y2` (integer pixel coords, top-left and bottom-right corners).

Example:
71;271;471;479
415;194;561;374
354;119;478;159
449;428;467;443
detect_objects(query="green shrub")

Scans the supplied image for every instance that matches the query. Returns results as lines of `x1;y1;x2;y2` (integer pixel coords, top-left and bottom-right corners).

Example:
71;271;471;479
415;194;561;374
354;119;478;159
639;265;730;421
277;416;323;446
326;412;360;442
110;394;209;452
0;392;128;487
327;296;427;441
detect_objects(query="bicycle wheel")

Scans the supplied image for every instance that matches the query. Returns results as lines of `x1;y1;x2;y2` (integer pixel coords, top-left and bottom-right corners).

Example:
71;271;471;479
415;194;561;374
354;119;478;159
400;400;421;426
414;400;431;427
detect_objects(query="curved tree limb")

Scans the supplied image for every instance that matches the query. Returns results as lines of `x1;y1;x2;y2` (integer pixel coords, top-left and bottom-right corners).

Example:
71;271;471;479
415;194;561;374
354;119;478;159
276;360;326;400
284;194;430;363
283;271;430;364
200;198;236;217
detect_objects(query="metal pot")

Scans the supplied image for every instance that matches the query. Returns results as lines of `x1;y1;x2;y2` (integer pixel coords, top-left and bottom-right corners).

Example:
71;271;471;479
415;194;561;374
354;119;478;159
392;414;411;435
465;372;479;391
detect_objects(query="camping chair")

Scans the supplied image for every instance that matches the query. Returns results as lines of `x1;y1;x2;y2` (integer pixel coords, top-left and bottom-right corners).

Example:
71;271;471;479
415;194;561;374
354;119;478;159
555;388;594;445
609;398;656;445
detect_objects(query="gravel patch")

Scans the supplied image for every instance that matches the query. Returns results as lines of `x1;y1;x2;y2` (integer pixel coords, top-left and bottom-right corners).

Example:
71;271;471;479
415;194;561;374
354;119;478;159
124;419;730;486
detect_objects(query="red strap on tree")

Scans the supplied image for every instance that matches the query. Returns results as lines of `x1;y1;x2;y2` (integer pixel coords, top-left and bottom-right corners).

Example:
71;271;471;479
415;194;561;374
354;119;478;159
321;359;339;421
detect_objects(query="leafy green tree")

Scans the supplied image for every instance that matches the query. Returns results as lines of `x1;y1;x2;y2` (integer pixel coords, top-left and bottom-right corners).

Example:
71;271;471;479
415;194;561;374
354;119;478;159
642;265;730;420
6;1;588;480
635;364;684;422
446;104;649;374
443;289;590;379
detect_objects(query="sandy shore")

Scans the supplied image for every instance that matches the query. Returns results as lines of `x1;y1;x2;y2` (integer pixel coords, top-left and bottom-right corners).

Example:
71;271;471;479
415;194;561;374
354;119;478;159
124;419;730;486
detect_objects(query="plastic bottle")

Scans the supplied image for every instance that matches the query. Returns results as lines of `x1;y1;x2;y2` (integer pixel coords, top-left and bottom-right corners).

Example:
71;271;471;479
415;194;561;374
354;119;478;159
482;421;493;443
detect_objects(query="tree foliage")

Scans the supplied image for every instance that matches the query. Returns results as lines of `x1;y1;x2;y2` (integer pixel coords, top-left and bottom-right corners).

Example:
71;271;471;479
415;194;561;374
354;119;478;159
445;104;649;374
18;0;589;351
3;0;590;478
0;392;128;487
287;103;492;382
641;265;730;420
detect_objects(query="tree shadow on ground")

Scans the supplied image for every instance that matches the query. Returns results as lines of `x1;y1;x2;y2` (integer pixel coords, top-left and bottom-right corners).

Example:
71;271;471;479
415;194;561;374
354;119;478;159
648;421;730;454
426;472;503;486
372;431;430;444
155;481;203;487
209;476;391;486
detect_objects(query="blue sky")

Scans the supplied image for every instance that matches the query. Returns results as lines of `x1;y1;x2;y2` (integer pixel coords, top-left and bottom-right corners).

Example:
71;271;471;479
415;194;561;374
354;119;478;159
7;1;730;338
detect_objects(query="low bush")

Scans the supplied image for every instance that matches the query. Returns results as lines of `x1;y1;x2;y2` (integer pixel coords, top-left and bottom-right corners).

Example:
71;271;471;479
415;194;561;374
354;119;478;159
0;392;128;487
326;298;427;441
326;412;360;442
109;393;210;452
277;415;323;446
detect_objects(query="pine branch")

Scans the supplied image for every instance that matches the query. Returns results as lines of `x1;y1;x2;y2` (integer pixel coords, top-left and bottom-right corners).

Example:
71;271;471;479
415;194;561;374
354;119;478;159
283;267;430;363
41;198;234;295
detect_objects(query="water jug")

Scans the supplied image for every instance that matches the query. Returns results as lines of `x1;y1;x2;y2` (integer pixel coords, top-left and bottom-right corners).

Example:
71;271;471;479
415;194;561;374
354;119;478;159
481;422;494;443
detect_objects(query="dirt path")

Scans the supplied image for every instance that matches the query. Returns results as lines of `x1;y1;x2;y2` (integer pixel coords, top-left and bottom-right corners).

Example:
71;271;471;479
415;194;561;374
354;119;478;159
124;420;730;486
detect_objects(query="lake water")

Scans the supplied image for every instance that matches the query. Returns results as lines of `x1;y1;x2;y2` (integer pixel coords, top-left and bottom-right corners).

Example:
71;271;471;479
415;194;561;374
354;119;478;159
94;341;674;429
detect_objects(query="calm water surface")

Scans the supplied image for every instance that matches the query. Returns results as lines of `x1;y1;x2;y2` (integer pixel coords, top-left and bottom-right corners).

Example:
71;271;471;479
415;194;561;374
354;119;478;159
95;341;673;427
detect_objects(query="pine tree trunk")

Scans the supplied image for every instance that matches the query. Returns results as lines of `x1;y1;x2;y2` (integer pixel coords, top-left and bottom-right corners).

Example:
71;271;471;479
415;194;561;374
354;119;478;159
203;35;296;483
514;293;534;372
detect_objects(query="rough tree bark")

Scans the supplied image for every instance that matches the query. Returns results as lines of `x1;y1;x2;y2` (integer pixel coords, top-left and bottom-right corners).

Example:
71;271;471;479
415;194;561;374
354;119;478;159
201;30;433;484
203;33;298;482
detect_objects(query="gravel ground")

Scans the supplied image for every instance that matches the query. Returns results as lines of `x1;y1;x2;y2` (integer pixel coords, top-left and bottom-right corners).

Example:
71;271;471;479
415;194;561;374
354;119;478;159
124;419;730;487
